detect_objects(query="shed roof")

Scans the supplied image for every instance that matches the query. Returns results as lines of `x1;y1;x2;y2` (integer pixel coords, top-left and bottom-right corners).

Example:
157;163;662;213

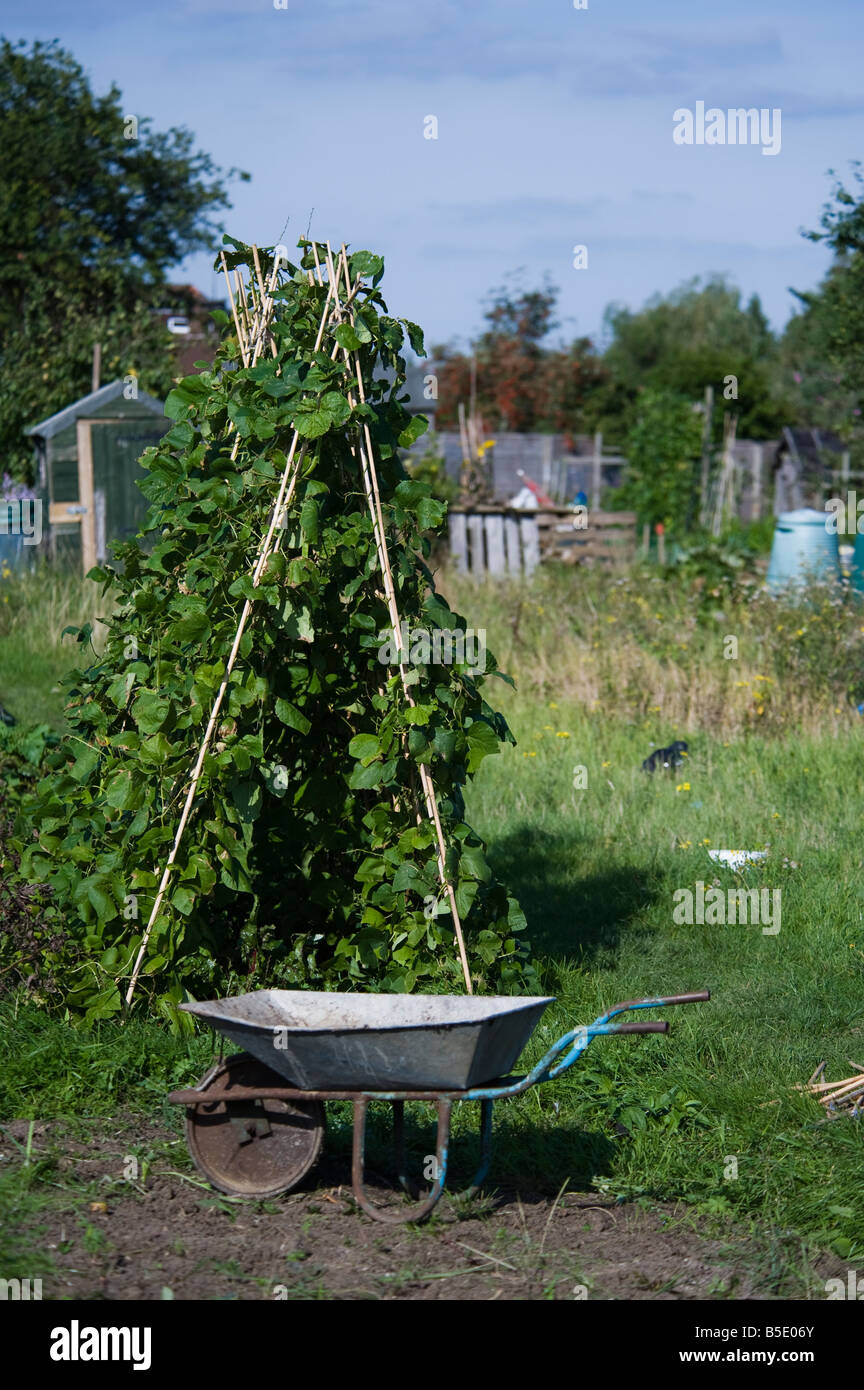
25;380;165;442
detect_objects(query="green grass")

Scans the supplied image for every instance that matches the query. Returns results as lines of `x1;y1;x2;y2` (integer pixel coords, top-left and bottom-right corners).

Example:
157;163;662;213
2;560;864;1271
3;710;863;1260
465;699;864;1256
0;565;110;728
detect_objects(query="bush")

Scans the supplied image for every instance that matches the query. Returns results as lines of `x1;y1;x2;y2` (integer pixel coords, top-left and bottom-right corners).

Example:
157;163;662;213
618;388;703;534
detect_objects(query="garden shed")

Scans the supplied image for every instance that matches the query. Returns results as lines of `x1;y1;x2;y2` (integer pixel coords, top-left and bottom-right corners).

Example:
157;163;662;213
25;380;168;573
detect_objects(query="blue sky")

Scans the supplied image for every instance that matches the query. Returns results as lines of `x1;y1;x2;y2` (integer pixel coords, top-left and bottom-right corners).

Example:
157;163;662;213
2;0;863;351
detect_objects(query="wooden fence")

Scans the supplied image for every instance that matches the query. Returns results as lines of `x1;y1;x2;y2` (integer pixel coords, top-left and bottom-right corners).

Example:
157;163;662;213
448;506;637;576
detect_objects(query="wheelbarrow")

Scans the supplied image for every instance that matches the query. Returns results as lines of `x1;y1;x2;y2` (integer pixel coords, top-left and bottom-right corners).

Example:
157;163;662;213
168;987;710;1224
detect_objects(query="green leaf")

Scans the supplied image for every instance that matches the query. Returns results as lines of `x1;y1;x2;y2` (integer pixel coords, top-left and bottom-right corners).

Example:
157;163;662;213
132;691;171;735
172;608;211;645
85;879;118;922
84;984;122;1022
454;878;479;918
264;762;290;797
349;250;385;283
140;732;173;764
465;718;499;771
172;886;196;916
321;391;350;426
416;495;445;531
401;319;425;356
459;843;492;883
275;697;311;735
348;733;381;761
404;706;430;726
70;744;100;782
348;758;396;790
229;779;263;823
334;323;363;351
105;770;140;812
398;414;428;449
299;496;319;543
281;604;315;643
293;403;334;439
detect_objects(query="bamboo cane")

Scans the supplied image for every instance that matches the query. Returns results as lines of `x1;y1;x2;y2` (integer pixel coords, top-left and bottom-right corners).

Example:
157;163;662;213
233;268;252;345
315;242;470;986
820;1078;864;1103
220;253;249;368
127;242;473;1006
328;242;472;992
124;263;341;1006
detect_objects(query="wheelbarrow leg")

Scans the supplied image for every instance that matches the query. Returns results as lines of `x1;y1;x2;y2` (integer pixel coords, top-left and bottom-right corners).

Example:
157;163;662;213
458;1098;494;1199
392;1100;410;1194
352;1097;452;1224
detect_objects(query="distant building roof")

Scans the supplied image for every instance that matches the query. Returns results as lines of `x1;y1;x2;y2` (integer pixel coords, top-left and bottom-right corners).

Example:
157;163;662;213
379;361;433;415
778;427;845;469
25;380;164;441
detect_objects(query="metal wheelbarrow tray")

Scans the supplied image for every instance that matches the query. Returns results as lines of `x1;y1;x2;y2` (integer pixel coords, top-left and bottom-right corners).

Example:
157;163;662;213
180;989;555;1091
169;988;710;1224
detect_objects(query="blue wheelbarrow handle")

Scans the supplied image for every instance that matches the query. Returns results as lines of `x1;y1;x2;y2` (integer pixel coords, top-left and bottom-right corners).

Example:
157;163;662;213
461;989;710;1100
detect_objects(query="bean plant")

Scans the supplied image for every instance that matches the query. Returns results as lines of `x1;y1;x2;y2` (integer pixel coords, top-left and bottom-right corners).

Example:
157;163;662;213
14;238;534;1024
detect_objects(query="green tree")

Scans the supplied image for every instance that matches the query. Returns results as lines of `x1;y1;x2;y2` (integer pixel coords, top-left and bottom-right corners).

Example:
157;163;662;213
0;38;246;475
602;277;786;440
432;278;609;438
778;164;864;446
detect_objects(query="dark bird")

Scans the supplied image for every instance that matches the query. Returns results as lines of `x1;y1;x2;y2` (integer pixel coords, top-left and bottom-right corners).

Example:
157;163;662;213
0;702;16;727
642;739;688;773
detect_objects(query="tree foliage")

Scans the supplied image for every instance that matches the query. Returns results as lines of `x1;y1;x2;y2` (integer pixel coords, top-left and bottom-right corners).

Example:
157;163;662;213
617;389;703;533
431;273;792;446
779;164;864;446
0;38;246;474
602;277;786;440
432;279;610;437
9;239;534;1024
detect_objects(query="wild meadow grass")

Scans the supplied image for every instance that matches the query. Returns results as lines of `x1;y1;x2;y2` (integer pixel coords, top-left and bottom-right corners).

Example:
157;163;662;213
0;564;111;728
2;559;864;1267
441;561;864;737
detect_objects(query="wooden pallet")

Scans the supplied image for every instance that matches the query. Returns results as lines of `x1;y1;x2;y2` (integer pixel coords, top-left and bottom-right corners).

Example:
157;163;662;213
534;508;637;565
448;506;637;574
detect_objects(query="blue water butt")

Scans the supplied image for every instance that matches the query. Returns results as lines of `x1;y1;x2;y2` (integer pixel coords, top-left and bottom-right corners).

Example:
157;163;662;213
0;503;28;575
766;508;841;591
851;529;864;594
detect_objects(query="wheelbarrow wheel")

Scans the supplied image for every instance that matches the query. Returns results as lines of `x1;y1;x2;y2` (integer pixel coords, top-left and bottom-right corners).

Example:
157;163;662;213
185;1053;325;1199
